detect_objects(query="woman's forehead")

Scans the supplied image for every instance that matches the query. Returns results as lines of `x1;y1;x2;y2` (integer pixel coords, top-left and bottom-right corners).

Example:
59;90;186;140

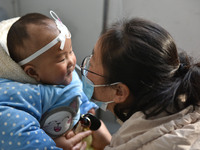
93;39;102;58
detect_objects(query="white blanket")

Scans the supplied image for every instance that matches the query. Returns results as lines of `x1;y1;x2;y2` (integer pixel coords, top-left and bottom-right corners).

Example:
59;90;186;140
0;17;37;84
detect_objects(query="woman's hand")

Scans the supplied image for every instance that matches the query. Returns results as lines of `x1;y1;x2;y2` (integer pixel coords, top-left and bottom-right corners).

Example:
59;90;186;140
92;120;112;150
54;130;92;150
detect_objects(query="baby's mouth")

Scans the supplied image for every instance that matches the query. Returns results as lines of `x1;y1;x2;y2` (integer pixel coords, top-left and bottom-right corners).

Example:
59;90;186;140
66;72;71;77
66;68;74;76
67;70;71;76
66;66;75;76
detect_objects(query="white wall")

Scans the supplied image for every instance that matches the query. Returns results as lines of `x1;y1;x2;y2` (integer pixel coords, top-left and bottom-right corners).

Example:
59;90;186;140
0;0;16;20
108;0;200;59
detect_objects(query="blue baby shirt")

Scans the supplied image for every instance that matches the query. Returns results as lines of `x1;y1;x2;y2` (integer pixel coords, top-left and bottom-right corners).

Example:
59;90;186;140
0;71;97;150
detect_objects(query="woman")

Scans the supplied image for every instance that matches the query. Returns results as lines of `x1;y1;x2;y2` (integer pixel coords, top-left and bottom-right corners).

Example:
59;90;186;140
81;18;200;149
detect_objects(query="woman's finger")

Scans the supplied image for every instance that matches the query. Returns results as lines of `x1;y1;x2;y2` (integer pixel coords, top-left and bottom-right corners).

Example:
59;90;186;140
66;130;75;139
72;141;87;150
69;130;92;146
80;141;87;150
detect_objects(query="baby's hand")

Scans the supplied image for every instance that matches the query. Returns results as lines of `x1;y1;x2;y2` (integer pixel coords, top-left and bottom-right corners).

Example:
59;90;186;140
88;108;96;115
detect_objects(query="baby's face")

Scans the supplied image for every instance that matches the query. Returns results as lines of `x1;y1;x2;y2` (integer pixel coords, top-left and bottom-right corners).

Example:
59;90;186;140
28;21;76;85
36;38;76;85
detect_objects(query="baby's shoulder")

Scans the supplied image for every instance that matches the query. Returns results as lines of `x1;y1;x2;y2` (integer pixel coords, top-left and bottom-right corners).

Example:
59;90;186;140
0;78;40;93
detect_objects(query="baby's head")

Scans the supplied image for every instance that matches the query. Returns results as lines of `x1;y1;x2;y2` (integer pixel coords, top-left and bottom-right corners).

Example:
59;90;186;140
7;12;76;85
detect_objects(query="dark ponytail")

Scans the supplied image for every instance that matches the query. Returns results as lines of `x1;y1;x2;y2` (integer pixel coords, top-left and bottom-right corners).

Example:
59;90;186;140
176;52;200;108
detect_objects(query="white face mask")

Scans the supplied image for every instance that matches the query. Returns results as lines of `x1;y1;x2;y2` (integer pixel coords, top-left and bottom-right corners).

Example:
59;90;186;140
79;55;121;111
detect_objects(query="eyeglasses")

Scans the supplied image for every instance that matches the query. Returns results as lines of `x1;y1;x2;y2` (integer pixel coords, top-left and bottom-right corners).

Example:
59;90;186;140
80;55;121;87
80;55;105;78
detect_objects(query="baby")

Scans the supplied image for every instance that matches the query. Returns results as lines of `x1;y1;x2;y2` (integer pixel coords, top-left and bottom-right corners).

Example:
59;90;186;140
0;11;97;149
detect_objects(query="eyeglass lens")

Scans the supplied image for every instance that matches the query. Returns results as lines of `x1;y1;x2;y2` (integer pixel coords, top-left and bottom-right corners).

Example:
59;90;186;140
81;56;91;76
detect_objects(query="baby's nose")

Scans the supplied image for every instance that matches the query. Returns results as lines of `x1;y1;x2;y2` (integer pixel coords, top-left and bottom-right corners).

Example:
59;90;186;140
67;55;75;69
67;63;73;69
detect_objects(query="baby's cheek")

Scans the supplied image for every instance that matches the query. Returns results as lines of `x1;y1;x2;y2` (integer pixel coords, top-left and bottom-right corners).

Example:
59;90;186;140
73;55;77;64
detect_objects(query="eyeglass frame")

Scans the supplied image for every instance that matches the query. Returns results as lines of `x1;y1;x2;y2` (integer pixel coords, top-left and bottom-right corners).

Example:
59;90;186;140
80;55;106;78
80;55;122;87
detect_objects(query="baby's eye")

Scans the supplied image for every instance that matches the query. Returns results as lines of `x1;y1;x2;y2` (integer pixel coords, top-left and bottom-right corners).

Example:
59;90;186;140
59;58;66;62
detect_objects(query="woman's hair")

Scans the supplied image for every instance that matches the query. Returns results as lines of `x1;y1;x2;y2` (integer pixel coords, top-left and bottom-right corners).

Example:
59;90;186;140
99;18;200;121
7;13;52;63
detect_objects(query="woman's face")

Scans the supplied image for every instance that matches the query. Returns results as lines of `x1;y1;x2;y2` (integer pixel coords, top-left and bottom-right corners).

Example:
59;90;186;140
87;39;117;112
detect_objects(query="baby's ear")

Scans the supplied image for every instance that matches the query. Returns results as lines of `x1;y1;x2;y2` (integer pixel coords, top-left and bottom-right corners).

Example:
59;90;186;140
23;65;40;82
69;96;80;113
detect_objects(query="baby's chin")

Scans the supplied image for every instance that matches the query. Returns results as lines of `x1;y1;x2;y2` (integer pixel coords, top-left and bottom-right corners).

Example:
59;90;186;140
62;75;73;85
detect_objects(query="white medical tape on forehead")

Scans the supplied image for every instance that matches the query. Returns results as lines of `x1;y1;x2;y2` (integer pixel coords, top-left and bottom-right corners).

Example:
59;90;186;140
18;33;65;66
18;10;71;66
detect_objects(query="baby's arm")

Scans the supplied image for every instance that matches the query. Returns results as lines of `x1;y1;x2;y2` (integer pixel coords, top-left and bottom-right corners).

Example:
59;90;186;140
79;90;98;115
88;108;96;115
71;70;98;114
80;92;98;114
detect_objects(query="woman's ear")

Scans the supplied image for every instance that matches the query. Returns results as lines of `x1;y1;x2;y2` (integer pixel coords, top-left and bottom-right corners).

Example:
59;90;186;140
23;65;40;82
113;83;130;103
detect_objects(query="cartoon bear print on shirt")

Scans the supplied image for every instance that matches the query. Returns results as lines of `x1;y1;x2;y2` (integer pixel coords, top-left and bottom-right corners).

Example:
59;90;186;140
40;97;79;138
